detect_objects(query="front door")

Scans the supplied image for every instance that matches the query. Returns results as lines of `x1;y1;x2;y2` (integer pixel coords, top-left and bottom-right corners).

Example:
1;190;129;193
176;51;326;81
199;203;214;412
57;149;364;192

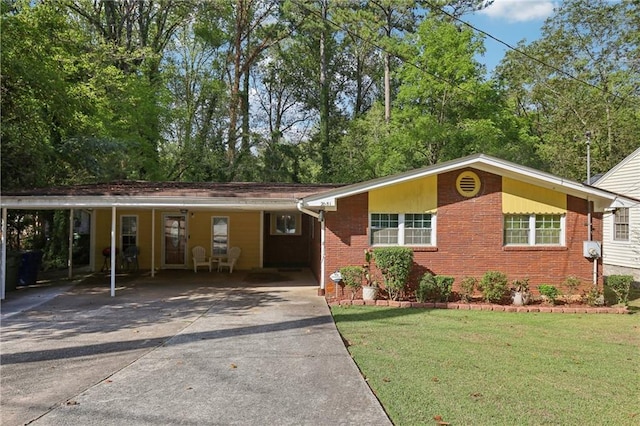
163;213;187;268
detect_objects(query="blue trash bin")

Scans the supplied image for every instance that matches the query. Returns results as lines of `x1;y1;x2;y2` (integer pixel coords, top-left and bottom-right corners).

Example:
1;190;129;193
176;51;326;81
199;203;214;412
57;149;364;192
18;250;43;286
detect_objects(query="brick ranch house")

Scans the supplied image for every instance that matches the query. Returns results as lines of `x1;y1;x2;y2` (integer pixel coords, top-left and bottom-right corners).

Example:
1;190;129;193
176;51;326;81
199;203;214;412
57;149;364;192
0;154;632;299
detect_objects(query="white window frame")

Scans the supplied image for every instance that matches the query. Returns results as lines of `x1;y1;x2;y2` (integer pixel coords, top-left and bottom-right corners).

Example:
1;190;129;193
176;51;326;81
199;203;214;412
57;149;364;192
370;213;436;246
120;215;138;251
613;208;630;241
504;214;565;246
211;216;230;256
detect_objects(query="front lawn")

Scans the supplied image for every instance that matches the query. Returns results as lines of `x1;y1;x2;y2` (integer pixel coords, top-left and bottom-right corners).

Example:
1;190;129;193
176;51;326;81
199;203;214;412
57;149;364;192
331;307;639;425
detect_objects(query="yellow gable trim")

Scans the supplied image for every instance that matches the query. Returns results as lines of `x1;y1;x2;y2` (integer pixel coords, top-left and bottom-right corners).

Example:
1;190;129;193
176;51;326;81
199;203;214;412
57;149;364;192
369;176;437;213
502;177;566;214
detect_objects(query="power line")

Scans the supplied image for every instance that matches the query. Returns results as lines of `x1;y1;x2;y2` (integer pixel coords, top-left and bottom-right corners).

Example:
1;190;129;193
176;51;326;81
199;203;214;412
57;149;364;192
292;0;637;107
425;0;638;106
290;0;479;97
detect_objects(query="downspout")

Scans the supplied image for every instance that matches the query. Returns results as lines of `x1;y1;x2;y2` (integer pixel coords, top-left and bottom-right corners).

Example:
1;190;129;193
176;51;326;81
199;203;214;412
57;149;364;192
297;201;325;293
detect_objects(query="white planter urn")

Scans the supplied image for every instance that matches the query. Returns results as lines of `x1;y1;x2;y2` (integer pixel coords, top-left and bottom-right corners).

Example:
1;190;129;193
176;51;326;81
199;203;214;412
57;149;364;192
512;291;530;306
363;286;378;301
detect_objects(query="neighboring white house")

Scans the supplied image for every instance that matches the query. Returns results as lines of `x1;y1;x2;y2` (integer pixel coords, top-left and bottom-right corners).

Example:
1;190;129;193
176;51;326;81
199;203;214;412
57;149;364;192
593;147;640;281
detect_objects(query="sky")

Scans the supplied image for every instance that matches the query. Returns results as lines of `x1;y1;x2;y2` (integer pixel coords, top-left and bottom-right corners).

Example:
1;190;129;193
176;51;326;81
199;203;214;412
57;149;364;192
464;0;559;75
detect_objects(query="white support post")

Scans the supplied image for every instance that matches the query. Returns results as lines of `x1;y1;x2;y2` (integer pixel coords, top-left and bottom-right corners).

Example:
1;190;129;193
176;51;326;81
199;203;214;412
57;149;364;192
320;217;326;291
1;207;7;300
111;206;116;297
259;212;264;268
151;208;156;277
68;209;74;280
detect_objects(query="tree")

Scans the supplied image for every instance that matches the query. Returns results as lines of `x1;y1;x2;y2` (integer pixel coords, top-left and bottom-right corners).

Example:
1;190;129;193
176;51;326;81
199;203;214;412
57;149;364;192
64;0;195;179
496;0;640;180
161;16;229;182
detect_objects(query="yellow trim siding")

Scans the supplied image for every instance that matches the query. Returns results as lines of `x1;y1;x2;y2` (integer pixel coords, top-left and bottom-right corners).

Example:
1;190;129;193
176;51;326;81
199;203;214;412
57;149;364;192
93;209;261;271
502;177;567;214
369;176;437;213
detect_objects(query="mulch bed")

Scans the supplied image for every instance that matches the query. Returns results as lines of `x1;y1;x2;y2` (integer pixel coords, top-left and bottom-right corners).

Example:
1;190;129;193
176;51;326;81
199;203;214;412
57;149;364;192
329;299;629;314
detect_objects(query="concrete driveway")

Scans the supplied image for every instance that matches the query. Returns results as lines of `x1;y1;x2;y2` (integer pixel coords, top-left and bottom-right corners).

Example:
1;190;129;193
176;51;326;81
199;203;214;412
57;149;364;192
1;269;391;426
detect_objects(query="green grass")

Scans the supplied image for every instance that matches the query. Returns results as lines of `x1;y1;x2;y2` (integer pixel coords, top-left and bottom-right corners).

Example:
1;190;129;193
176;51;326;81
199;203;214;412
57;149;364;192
331;307;640;425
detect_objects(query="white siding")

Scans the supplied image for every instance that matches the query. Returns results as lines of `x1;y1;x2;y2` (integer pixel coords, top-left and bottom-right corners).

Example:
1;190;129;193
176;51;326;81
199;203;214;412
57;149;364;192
602;209;640;269
595;148;640;278
595;148;640;197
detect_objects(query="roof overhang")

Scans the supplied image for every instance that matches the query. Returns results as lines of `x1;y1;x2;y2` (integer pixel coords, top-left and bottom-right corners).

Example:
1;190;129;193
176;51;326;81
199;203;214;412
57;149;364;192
300;154;631;212
0;195;304;211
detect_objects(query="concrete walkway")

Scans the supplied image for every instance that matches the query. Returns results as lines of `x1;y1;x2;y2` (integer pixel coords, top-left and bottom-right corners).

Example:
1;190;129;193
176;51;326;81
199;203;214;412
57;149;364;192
1;270;391;426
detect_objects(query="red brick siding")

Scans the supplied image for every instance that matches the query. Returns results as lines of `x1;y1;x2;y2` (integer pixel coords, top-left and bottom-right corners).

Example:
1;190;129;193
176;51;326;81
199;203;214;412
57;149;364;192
323;168;603;298
324;193;369;296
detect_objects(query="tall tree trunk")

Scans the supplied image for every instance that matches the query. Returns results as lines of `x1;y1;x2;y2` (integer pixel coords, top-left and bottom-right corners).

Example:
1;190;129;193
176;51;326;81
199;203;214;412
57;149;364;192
384;7;392;123
319;0;330;180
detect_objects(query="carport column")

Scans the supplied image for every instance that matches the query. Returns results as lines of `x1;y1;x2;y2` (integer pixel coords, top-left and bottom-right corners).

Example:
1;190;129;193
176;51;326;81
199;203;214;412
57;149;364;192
1;207;7;300
111;206;117;297
320;216;326;291
151;208;156;277
68;209;74;279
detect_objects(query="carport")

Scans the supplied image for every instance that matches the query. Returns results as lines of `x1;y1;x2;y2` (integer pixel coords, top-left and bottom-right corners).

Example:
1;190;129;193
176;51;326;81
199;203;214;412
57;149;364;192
0;182;340;299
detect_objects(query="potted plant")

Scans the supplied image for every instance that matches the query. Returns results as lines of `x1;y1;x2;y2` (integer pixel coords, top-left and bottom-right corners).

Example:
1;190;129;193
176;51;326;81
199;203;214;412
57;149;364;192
362;249;379;300
511;278;530;306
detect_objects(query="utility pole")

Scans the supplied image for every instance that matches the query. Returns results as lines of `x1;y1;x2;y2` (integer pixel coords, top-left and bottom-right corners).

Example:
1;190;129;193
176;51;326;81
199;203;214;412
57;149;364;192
586;131;592;241
586;130;597;287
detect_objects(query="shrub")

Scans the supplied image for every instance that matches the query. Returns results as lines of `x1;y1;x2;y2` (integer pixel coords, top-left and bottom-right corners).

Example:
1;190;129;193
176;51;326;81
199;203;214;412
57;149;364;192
538;284;559;305
459;277;477;303
582;287;605;307
435;276;454;302
416;273;437;302
479;271;509;303
340;266;364;300
372;247;414;301
562;275;581;299
416;274;454;302
606;275;633;306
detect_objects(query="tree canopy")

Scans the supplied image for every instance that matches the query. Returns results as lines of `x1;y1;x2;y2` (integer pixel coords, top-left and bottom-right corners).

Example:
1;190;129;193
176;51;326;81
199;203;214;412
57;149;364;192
2;0;638;189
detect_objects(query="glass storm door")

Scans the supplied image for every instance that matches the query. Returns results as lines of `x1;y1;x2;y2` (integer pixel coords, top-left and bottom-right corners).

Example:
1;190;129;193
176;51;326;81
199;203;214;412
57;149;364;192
164;214;187;267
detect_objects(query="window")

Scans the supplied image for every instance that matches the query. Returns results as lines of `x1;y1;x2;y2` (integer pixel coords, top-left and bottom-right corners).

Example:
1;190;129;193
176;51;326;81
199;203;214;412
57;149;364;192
271;213;301;235
614;208;629;241
504;215;529;245
504;214;564;246
371;213;399;244
405;214;432;245
370;213;434;246
212;217;229;256
121;215;138;251
535;215;561;244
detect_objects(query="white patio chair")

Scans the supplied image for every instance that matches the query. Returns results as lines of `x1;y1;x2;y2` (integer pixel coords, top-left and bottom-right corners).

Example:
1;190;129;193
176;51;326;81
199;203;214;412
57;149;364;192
192;246;212;272
217;246;241;273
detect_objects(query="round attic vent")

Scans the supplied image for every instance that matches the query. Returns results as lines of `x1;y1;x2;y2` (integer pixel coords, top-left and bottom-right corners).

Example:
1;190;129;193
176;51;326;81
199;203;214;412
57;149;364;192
456;171;480;197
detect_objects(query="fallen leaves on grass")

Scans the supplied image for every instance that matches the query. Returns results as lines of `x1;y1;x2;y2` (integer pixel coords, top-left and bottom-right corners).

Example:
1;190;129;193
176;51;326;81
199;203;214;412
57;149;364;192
433;415;450;425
